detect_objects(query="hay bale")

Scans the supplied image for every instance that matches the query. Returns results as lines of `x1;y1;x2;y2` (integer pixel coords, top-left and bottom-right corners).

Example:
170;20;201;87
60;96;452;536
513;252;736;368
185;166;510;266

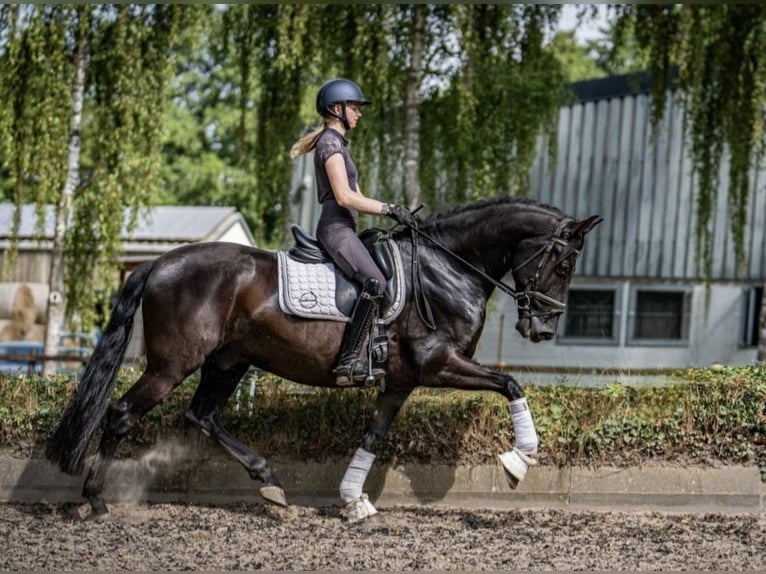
0;320;31;341
0;284;49;343
25;323;46;342
11;284;36;326
0;321;45;342
0;282;49;324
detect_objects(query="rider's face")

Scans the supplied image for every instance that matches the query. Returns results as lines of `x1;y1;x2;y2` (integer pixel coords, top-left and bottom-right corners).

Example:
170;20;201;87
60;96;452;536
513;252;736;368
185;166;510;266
337;102;362;129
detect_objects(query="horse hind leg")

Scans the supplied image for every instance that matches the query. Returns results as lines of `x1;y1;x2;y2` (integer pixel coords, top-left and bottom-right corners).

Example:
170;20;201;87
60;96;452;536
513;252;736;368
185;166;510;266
185;360;287;507
81;371;186;517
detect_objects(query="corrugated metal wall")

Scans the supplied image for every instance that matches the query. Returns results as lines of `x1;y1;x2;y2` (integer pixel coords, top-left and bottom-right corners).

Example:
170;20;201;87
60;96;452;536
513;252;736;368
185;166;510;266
289;79;765;283
530;88;766;282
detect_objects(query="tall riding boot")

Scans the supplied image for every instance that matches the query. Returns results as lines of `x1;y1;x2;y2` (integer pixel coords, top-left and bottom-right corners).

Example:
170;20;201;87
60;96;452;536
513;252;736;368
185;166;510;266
334;278;385;385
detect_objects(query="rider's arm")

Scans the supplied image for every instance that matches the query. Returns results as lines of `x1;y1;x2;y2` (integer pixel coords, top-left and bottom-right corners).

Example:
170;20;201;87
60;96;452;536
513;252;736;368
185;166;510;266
325;154;388;215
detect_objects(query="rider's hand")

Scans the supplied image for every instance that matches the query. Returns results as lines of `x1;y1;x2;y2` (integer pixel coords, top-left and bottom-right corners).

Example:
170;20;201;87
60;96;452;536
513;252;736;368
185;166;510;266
385;204;417;228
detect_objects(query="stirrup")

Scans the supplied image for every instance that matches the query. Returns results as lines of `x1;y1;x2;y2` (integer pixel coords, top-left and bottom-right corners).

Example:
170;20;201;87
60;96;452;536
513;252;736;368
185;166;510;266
334;360;385;386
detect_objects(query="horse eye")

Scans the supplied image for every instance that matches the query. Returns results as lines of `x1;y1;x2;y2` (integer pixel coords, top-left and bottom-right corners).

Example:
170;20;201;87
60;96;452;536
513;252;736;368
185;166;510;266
556;262;572;277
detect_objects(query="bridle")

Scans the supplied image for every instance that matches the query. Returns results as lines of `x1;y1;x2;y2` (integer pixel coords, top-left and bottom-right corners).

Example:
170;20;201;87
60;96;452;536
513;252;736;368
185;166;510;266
403;215;578;329
511;216;578;320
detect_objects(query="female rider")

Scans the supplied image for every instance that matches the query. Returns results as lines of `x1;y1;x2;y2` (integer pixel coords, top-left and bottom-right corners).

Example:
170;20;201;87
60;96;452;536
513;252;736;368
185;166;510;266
290;78;415;385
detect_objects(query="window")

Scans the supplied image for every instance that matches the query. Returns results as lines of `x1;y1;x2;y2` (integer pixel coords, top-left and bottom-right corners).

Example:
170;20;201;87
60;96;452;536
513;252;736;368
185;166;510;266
560;287;619;343
741;285;763;347
628;287;691;344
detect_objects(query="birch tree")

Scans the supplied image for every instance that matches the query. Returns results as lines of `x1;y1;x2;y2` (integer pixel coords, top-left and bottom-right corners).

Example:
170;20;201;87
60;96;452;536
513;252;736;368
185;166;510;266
0;5;195;375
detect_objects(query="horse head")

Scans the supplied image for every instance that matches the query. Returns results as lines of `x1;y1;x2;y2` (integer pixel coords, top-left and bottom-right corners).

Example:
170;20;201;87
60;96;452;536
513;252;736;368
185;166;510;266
511;214;603;342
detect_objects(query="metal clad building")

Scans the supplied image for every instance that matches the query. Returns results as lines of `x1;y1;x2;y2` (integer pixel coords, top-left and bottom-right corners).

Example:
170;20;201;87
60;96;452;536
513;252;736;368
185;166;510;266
533;75;766;282
472;74;765;378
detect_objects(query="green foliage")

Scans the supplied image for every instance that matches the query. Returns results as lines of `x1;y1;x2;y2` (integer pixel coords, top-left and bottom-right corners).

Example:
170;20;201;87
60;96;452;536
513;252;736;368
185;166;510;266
248;5;308;245
68;5;199;325
0;5;203;328
0;5;71;273
528;368;765;468
204;4;572;238
420;5;566;207
0;371;76;443
548;31;607;83
2;367;763;474
159;12;256;213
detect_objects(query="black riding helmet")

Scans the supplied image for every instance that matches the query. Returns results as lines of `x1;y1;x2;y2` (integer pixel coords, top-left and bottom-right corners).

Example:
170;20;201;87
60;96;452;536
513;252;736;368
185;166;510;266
316;78;371;130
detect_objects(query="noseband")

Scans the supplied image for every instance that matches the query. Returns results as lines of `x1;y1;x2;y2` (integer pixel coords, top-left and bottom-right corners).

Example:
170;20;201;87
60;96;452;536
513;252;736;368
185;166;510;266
404;215;578;328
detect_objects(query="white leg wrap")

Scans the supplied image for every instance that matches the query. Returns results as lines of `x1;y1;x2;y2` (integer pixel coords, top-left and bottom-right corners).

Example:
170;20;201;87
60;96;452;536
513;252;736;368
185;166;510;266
339;447;376;504
509;397;538;453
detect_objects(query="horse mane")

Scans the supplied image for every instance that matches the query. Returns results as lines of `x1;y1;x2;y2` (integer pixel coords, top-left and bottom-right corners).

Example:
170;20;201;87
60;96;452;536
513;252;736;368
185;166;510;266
417;196;564;240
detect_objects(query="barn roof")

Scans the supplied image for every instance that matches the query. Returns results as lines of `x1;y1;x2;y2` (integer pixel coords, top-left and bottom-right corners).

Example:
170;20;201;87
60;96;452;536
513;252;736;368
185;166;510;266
568;69;677;103
0;203;256;257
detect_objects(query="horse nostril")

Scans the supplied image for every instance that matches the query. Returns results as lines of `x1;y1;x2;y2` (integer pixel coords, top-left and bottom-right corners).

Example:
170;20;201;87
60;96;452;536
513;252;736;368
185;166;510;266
530;330;555;343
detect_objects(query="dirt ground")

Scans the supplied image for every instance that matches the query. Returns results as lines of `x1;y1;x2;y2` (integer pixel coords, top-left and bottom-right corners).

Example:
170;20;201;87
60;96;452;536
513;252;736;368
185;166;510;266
0;501;763;571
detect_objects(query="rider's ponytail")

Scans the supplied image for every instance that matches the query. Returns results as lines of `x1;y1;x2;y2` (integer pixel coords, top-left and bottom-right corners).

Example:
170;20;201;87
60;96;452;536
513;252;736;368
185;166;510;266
289;123;325;160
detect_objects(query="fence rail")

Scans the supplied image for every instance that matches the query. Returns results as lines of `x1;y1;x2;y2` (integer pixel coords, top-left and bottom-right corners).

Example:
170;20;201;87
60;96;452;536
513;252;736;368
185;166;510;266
0;353;90;377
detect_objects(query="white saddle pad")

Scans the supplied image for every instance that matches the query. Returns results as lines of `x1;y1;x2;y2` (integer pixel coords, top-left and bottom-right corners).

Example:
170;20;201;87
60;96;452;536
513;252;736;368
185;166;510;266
276;242;405;324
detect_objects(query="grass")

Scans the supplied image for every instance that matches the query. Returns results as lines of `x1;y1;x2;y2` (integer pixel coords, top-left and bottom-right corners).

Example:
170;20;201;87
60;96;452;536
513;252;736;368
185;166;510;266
0;365;763;475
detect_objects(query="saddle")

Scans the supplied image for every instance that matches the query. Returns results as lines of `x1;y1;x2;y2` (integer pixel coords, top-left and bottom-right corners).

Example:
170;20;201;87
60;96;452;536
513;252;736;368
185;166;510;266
277;224;405;323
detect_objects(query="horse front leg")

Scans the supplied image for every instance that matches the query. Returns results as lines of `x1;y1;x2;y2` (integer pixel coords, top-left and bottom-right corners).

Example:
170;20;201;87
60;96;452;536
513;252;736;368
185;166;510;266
424;350;539;489
340;387;412;522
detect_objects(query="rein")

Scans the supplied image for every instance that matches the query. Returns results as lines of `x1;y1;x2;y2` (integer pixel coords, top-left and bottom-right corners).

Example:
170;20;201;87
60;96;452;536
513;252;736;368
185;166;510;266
401;215;575;329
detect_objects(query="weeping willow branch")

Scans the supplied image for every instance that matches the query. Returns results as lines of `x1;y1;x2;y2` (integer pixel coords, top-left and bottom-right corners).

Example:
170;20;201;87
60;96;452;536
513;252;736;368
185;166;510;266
0;4;197;329
613;5;766;280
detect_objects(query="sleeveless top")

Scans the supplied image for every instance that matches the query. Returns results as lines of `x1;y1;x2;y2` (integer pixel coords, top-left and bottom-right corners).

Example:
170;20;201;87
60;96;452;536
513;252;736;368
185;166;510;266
314;128;358;228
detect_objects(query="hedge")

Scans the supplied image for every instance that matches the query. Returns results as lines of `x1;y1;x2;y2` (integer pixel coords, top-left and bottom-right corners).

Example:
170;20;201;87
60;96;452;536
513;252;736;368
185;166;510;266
1;366;763;477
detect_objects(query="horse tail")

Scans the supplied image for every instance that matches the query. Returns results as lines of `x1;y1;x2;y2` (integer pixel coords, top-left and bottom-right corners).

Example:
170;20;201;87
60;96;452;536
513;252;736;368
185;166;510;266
46;260;155;475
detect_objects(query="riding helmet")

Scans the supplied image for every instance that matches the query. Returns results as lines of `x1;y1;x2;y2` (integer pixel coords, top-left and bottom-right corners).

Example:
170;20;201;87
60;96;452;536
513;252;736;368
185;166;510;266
316;78;371;129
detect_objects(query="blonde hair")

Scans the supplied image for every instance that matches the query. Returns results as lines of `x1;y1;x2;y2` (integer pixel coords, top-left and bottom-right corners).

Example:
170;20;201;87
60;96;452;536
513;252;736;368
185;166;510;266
289;123;326;160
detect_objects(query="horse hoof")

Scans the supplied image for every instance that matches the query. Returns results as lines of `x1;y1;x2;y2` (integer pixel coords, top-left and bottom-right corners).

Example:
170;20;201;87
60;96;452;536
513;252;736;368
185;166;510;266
86;506;110;521
498;448;538;490
260;485;288;507
342;493;378;523
86;498;109;520
504;470;520;490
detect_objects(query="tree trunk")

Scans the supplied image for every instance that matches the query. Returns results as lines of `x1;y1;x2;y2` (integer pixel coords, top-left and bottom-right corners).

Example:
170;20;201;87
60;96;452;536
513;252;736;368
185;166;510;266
402;6;425;210
758;282;766;363
43;17;86;378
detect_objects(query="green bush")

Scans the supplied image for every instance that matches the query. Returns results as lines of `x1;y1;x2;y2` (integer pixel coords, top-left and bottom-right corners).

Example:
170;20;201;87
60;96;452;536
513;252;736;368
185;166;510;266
1;366;763;474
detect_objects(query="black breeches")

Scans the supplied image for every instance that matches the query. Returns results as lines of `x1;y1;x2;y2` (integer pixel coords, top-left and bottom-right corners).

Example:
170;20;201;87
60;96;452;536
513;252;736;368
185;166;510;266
318;223;386;292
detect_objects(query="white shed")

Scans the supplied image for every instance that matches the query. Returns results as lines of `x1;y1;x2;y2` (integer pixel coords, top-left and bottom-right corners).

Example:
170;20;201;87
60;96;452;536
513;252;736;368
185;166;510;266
0;204;256;358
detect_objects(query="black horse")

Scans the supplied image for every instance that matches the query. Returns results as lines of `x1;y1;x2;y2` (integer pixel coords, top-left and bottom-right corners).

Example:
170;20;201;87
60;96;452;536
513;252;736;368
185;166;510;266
47;197;601;521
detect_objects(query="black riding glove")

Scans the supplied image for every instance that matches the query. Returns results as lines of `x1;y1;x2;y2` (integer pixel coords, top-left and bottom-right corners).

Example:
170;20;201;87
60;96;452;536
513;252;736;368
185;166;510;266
385;204;417;228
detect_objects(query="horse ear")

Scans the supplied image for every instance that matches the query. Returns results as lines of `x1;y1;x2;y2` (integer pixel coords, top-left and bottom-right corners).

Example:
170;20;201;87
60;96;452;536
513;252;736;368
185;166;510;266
570;215;603;238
